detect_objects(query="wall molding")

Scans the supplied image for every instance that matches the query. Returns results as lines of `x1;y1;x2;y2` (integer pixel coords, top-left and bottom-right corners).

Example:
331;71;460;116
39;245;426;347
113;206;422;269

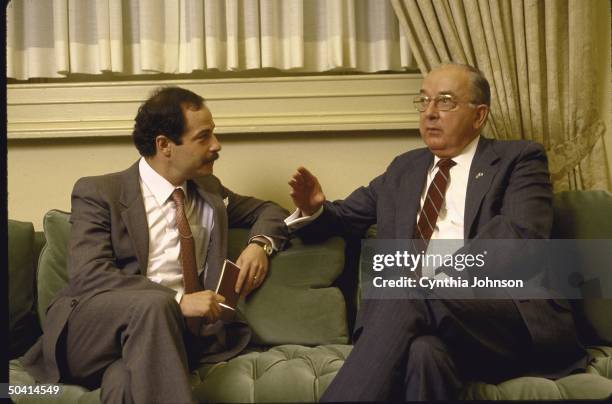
8;74;422;139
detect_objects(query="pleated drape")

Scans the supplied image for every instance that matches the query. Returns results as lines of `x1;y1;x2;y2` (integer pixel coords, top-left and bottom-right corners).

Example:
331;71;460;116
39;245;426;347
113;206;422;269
391;0;610;191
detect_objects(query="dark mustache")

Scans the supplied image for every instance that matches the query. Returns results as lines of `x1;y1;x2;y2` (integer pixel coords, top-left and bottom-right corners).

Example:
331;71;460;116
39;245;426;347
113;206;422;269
205;153;219;163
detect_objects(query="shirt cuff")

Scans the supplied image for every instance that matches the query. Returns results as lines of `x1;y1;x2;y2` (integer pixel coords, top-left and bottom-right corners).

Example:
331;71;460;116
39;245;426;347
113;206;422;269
174;290;183;305
284;206;324;231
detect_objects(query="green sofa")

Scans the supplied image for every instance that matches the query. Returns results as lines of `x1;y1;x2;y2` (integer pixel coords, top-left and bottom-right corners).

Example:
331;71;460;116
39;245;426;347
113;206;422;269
8;191;612;402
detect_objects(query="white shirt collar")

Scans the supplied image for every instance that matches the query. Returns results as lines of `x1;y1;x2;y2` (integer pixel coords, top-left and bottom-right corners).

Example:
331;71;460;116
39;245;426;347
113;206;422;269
431;135;480;172
139;158;187;206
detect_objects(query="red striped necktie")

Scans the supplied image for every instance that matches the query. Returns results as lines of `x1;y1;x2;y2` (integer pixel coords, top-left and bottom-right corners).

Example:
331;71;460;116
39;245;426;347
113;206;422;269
413;158;456;276
171;188;203;335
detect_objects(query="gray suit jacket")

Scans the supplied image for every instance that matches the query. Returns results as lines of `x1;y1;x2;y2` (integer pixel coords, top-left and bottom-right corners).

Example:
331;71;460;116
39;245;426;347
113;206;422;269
23;161;289;383
296;137;586;375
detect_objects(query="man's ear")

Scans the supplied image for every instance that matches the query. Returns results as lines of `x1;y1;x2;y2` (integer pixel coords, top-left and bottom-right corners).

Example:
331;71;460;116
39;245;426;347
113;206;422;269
155;135;172;157
473;105;489;131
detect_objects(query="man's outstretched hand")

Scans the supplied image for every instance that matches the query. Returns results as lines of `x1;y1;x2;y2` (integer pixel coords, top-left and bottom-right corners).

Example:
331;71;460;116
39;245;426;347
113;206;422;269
288;167;326;216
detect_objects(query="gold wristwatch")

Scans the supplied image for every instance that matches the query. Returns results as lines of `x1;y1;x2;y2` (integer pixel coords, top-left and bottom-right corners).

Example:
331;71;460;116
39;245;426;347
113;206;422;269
250;239;274;257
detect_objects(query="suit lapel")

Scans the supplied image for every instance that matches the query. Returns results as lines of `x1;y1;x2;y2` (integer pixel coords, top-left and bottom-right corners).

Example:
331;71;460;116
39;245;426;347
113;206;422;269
119;162;150;275
396;150;432;238
191;177;228;290
464;138;500;239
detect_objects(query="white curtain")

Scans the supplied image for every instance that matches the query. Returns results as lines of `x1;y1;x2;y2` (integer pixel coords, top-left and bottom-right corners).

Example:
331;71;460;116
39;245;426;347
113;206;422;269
7;0;416;79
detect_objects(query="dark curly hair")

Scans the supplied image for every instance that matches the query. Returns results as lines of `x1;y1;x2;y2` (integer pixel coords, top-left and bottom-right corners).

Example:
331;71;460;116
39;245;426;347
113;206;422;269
132;87;205;157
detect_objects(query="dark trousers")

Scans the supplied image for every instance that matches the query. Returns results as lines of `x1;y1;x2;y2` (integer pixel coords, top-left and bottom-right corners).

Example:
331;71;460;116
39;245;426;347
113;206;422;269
321;298;533;402
61;289;195;404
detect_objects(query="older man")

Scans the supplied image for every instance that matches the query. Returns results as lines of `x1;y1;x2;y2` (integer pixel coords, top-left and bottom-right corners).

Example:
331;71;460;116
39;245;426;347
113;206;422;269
286;64;586;401
22;87;289;403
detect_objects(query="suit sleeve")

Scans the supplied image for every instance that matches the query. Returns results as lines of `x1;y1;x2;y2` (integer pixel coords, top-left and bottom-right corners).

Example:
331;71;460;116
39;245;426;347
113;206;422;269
221;184;290;249
293;171;385;242
67;178;175;297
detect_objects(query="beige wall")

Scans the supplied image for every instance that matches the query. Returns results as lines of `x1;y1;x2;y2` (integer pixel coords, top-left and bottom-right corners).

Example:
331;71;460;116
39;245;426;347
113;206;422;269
7;74;424;230
9;118;612;231
8;131;424;230
8;70;611;230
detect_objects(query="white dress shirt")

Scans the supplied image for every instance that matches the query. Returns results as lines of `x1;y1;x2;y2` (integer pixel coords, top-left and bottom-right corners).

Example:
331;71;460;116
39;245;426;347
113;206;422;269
139;158;214;303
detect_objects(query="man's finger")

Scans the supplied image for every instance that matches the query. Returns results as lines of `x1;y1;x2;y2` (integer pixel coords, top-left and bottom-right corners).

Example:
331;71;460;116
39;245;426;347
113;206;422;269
298;168;319;190
292;173;306;188
206;303;218;322
289;179;302;191
253;271;265;288
235;263;247;294
242;271;255;296
297;166;314;180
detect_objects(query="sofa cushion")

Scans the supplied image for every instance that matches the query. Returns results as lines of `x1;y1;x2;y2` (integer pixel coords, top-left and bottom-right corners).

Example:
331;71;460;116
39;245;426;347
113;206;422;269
460;345;612;399
193;344;351;402
552;191;612;345
8;220;41;359
192;343;611;402
10;345;349;403
552;190;612;239
37;210;349;346
229;230;348;346
36;210;72;325
587;346;612;379
461;373;612;400
11;343;610;403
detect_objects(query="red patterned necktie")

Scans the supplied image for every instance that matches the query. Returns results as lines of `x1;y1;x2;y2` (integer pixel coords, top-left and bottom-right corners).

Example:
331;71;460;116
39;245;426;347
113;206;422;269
171;188;203;335
413;158;457;277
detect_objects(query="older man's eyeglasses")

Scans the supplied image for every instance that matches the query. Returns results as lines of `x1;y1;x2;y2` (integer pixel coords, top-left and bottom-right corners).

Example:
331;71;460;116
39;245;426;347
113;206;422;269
413;94;474;112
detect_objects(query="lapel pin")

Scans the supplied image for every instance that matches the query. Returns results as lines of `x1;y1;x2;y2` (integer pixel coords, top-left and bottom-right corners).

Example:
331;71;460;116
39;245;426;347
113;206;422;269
223;197;229;207
475;172;484;179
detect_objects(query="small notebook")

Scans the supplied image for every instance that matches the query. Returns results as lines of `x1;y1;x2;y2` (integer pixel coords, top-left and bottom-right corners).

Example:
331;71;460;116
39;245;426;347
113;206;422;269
215;259;241;311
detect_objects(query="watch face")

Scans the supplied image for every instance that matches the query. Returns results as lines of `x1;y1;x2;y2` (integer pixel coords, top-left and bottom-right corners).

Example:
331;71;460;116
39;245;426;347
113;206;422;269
264;244;273;255
253;240;272;255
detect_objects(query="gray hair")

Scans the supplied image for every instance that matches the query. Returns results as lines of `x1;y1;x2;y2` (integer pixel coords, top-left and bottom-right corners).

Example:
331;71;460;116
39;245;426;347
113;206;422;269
436;63;491;107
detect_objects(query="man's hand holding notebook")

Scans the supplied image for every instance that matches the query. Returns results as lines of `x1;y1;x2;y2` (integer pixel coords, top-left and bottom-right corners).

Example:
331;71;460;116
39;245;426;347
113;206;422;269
214;259;242;321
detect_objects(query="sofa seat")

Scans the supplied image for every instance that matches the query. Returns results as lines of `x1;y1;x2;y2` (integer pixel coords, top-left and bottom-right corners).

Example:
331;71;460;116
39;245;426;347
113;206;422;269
10;343;611;402
460;346;612;400
195;344;612;401
9;344;352;403
193;344;350;402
